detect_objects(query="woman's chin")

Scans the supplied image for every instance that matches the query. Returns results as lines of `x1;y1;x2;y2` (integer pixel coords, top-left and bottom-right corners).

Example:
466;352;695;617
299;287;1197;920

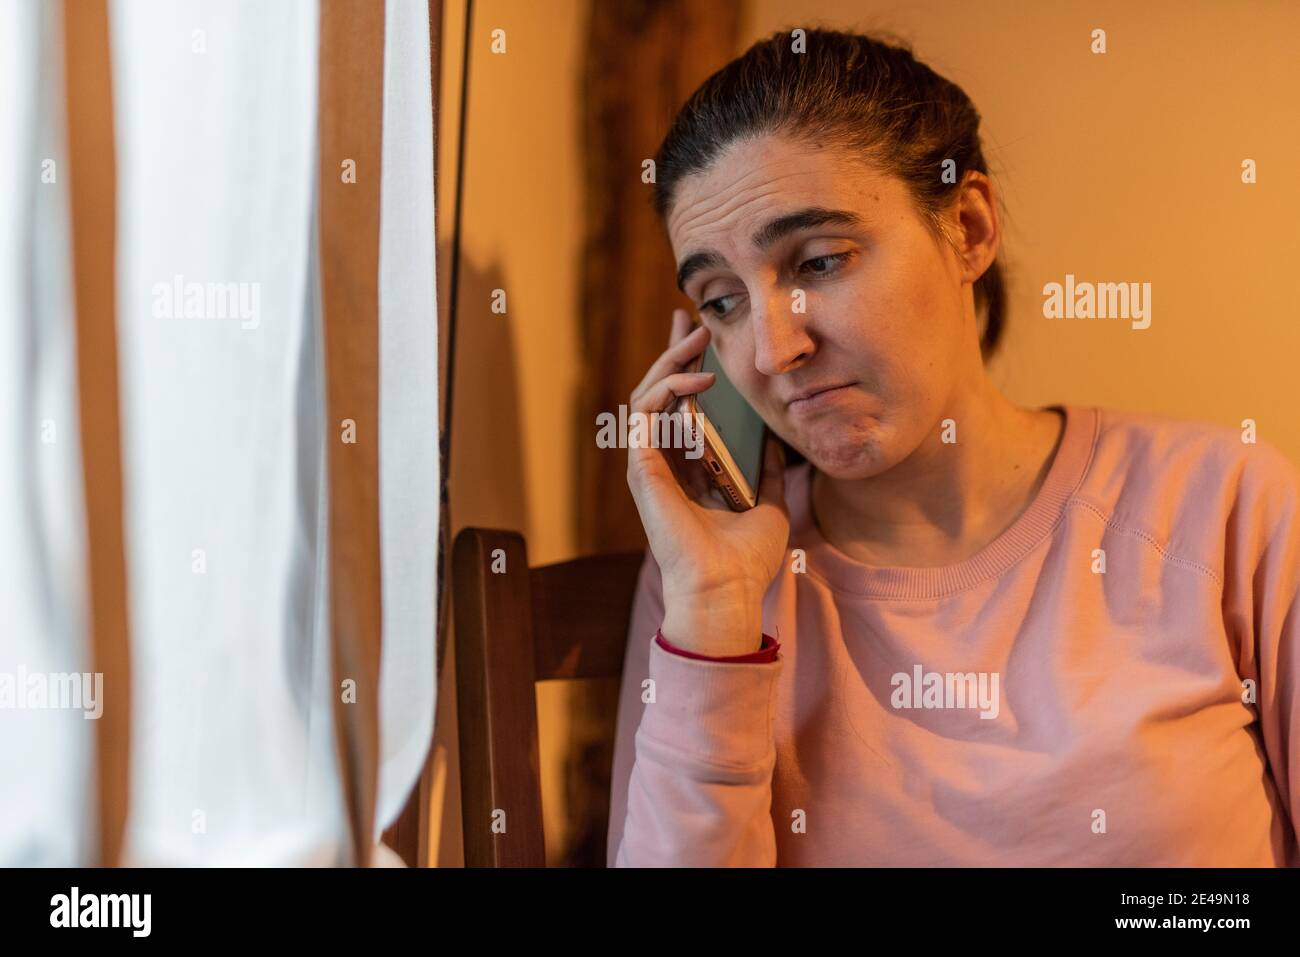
794;422;888;479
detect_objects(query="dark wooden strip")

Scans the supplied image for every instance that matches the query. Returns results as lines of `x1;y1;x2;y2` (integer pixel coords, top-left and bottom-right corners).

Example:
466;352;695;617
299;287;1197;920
453;528;546;866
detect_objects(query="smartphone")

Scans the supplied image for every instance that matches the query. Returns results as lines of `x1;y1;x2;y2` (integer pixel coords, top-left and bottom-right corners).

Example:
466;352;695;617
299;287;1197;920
680;343;767;511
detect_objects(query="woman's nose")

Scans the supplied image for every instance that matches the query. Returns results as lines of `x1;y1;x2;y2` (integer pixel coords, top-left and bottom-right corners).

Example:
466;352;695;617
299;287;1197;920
750;286;813;376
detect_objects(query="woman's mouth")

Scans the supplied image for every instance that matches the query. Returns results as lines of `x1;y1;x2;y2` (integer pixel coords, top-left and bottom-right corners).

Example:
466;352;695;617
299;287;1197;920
786;382;858;416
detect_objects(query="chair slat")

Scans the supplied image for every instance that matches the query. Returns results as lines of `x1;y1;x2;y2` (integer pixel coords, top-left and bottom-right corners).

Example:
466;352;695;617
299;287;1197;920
452;528;547;866
531;551;644;681
453;528;646;866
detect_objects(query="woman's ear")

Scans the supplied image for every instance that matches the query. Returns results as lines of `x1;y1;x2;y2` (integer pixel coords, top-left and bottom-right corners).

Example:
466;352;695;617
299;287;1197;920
954;171;999;284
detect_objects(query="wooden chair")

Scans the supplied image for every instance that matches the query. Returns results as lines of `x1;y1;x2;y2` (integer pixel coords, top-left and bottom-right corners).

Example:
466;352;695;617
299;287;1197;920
452;526;645;866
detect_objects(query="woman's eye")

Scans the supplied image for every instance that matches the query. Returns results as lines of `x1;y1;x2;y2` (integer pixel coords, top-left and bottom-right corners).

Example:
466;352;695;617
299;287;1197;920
700;293;742;320
697;256;846;319
799;251;852;276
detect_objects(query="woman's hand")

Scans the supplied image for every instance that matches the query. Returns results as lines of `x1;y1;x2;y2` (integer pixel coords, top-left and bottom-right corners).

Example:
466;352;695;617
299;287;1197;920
626;309;791;656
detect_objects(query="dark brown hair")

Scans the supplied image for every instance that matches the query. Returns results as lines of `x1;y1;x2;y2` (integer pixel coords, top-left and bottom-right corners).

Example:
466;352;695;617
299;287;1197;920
652;27;1007;360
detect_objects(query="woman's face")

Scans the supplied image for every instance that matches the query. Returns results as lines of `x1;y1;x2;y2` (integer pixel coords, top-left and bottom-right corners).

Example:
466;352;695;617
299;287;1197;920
666;131;990;480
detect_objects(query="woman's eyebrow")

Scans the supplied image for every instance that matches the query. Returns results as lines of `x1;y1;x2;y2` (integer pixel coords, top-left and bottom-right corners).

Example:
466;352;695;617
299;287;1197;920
675;207;863;293
676;250;726;293
751;207;863;249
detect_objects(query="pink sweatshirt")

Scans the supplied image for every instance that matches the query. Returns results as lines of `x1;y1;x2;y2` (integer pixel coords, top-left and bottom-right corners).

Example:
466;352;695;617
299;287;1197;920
607;403;1300;866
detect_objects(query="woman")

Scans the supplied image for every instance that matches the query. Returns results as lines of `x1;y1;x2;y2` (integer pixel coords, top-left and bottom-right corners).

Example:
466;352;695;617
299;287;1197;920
606;28;1299;866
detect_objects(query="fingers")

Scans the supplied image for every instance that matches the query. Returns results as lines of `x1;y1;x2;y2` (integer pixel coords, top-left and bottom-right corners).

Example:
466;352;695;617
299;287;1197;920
626;360;714;500
633;370;715;417
626;309;718;518
668;306;691;348
632;312;710;403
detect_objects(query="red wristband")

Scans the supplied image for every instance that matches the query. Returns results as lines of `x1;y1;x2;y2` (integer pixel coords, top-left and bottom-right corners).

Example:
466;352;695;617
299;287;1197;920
654;627;780;663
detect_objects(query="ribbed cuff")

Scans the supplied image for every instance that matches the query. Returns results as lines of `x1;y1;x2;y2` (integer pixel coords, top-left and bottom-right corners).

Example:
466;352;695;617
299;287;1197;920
655;628;780;663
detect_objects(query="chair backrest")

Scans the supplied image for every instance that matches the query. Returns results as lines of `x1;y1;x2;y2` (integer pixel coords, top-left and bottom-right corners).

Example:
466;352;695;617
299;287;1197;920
452;526;644;866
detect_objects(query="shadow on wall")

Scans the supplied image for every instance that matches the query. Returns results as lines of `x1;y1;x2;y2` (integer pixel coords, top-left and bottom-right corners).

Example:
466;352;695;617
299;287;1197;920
431;239;627;867
434;243;525;867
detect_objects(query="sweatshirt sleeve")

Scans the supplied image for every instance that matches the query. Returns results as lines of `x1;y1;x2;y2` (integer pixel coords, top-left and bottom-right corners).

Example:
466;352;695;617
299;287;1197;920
606;549;782;867
1222;441;1300;863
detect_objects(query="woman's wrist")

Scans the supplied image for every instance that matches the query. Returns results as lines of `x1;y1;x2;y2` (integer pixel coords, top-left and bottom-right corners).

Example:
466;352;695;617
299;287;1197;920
660;582;766;657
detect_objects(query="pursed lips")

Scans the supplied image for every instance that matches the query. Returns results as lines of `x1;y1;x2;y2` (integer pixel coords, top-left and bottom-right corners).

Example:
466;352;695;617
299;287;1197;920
785;382;857;408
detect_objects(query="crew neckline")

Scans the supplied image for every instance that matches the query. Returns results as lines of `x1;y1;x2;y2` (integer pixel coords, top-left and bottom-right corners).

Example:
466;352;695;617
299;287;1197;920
791;404;1099;599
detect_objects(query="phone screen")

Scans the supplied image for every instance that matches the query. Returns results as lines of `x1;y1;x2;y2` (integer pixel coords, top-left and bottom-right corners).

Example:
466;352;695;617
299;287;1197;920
697;345;766;495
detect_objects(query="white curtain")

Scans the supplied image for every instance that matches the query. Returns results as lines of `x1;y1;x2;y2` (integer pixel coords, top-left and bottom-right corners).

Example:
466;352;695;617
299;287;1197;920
0;0;94;866
0;0;439;866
